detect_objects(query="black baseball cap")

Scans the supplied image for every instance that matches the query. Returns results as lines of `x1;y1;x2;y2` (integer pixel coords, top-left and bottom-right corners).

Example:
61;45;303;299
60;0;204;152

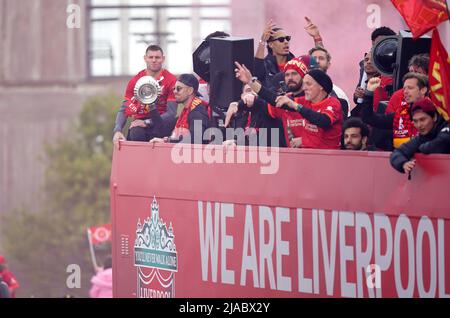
178;74;202;97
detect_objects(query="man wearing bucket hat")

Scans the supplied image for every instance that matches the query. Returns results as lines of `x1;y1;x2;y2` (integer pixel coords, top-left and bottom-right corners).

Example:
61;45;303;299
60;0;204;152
390;98;450;174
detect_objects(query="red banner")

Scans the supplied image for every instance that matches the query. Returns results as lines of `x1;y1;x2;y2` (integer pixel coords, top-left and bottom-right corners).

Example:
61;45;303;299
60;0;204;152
111;143;450;298
88;223;112;245
391;0;449;38
429;28;450;121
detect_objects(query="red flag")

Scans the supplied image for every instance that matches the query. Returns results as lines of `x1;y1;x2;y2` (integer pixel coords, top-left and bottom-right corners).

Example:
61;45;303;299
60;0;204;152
88;223;112;245
391;0;449;38
429;28;450;122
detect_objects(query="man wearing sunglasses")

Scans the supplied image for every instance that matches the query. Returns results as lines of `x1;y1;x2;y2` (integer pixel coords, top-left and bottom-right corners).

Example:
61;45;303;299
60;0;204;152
149;74;211;144
113;45;177;142
254;18;324;93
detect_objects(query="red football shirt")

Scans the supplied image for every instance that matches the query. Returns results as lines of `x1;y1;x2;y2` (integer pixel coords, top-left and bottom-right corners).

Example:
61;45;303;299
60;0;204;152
385;89;417;148
124;69;177;118
268;96;342;149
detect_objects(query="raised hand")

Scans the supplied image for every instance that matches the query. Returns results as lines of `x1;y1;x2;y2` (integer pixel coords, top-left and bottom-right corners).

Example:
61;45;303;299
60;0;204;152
234;62;253;85
304;16;320;38
367;77;382;92
261;19;277;42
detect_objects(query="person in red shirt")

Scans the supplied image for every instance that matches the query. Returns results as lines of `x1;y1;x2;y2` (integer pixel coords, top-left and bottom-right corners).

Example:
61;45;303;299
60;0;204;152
113;45;177;142
0;255;19;298
359;54;429;150
235;58;342;149
362;72;429;149
273;69;343;149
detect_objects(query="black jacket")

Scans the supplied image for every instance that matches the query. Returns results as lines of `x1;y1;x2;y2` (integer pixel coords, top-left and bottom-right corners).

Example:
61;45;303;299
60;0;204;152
254;52;295;92
361;91;394;129
360;91;394;151
149;102;210;144
185;105;210;144
233;97;286;147
390;116;450;173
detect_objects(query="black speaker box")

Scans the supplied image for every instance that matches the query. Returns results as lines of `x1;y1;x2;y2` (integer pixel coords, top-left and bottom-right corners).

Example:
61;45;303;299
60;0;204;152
209;37;254;112
393;30;431;91
193;40;211;82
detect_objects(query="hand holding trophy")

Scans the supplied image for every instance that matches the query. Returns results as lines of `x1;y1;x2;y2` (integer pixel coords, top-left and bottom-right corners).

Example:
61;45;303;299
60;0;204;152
133;76;162;109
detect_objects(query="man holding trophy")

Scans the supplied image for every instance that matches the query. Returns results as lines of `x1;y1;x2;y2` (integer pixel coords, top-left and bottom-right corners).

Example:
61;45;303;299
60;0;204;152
113;45;177;142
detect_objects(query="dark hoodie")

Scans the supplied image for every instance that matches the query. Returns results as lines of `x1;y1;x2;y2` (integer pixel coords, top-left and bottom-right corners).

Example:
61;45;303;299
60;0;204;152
390;115;450;173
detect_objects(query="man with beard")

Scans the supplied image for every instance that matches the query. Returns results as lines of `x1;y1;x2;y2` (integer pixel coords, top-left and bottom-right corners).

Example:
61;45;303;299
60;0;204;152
225;56;315;147
235;59;342;149
341;117;371;150
149;74;210;144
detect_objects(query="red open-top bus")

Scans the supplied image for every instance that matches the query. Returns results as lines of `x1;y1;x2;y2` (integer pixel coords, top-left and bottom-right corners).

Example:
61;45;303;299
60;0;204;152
111;142;450;298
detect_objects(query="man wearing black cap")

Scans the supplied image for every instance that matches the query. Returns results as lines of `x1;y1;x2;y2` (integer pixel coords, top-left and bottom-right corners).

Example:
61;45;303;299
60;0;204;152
235;62;342;149
149;74;211;144
274;69;343;149
390;97;450;174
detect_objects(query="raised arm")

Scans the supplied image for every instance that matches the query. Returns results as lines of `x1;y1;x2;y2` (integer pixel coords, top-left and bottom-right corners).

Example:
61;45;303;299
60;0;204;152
304;17;324;48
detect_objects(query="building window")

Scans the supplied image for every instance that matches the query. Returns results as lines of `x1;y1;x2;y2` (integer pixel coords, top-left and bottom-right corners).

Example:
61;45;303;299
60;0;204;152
88;0;231;77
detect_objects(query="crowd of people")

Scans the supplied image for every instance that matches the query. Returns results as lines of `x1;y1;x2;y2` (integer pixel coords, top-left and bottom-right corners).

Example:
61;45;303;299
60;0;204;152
113;18;450;175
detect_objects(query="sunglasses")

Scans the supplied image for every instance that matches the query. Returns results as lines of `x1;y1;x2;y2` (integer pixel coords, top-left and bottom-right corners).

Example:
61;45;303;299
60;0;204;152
269;36;291;43
173;86;187;92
